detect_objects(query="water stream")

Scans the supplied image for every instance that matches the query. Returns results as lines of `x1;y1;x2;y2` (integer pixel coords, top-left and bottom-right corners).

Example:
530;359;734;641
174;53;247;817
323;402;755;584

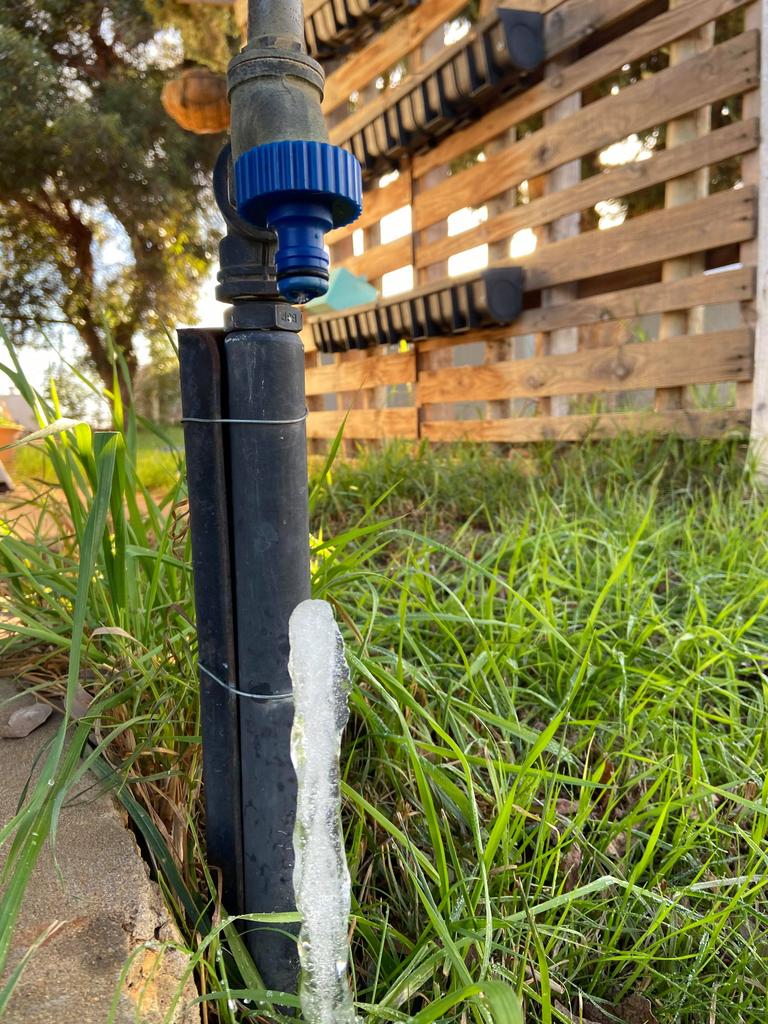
289;599;357;1024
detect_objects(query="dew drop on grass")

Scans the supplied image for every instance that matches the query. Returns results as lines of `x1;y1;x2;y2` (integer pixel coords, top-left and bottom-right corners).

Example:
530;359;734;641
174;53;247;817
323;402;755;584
289;600;357;1024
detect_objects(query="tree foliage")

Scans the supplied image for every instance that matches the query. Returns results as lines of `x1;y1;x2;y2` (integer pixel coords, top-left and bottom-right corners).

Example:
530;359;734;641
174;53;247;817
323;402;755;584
0;0;232;391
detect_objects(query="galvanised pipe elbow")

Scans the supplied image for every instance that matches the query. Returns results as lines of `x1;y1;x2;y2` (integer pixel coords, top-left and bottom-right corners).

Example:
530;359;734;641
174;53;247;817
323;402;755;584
228;0;363;304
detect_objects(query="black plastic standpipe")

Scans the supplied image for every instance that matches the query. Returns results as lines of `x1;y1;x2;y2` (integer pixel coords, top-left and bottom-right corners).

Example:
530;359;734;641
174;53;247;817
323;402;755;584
179;329;244;915
224;327;311;994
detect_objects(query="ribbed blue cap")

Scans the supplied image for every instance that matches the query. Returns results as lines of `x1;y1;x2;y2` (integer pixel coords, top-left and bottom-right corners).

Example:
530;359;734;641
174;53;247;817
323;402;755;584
234;141;363;304
235;140;363;227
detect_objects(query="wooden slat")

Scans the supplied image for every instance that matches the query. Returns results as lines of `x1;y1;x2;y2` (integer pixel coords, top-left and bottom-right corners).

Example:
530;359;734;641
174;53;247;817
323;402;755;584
411;269;754;352
301;326;317;354
331;0;651;152
415;119;758;270
328;0;648;152
498;0;569;12
413;31;758;233
422;409;751;442
417;328;753;404
656;2;715;412
337;236;412;281
310;257;754;354
327;171;411;248
304;0;327;16
322;0;467;112
339;145;757;286
511;187;755;292
543;0;648;58
307;408;418;439
742;1;765;454
305;351;415;395
411;0;752;181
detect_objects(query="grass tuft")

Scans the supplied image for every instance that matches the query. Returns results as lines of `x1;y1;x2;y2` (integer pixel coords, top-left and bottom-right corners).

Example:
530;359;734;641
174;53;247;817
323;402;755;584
1;343;766;1023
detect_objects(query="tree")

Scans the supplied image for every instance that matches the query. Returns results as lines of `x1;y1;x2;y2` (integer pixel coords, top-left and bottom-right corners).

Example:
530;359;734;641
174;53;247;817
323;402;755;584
0;0;235;395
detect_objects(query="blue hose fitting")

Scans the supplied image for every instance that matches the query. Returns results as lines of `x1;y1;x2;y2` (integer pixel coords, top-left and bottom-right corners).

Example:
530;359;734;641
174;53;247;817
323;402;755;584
235;140;363;305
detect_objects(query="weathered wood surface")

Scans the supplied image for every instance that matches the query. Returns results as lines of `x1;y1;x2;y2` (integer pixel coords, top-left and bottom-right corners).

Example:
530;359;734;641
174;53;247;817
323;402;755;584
413;121;758;271
416;330;753;404
310;0;759;445
412;32;758;233
422;409;751;443
511;189;755;291
322;0;468;112
306;351;415;395
414;269;754;349
307;408;419;440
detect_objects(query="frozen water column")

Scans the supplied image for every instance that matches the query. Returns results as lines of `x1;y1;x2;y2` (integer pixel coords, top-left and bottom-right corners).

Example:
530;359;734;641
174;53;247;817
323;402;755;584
289;600;357;1024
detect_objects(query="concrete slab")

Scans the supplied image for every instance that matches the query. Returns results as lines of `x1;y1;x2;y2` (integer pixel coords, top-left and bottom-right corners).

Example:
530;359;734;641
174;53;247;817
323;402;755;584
0;681;200;1024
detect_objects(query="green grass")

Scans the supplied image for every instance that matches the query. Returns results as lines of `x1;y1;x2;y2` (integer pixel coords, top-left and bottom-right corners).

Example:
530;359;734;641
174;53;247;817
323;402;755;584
0;343;766;1023
12;424;184;491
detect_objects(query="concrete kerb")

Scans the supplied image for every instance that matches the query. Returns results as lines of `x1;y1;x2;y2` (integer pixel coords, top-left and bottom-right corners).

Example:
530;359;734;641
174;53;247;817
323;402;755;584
0;679;200;1024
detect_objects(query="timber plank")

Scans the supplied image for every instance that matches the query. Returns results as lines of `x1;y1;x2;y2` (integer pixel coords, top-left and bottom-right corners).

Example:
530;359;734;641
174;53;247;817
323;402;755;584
311;263;753;355
322;0;467;113
413;31;758;232
411;0;752;181
328;0;646;153
326;1;752;238
327;171;411;249
338;236;412;282
544;0;648;58
422;409;750;442
307;408;418;439
305;351;415;395
513;188;755;292
414;268;754;351
352;129;756;290
415;119;758;270
417;328;753;404
498;0;568;11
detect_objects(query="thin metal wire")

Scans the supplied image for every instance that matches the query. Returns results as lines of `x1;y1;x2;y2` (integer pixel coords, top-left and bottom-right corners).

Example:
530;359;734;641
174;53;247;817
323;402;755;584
183;410;308;426
199;663;293;702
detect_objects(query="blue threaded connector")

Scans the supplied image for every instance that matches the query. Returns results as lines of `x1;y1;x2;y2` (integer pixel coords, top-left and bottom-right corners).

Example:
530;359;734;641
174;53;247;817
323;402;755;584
235;140;363;305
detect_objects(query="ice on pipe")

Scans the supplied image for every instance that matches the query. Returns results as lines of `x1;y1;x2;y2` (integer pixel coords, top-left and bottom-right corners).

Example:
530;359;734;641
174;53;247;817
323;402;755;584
289;599;357;1024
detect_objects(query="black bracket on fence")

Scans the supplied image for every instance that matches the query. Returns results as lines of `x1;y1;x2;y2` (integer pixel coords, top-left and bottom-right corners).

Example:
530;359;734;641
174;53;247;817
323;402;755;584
178;145;310;1000
305;0;422;61
339;8;545;180
309;266;525;353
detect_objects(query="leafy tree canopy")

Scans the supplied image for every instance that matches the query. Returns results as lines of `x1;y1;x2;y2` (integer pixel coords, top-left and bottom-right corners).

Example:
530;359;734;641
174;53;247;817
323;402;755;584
0;0;235;392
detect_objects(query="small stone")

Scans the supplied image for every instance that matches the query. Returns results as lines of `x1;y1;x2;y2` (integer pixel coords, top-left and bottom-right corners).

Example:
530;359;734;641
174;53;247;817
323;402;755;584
1;701;53;738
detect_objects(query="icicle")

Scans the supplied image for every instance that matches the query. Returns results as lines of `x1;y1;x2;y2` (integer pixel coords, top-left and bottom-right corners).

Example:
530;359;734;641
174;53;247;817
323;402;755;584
289;599;357;1024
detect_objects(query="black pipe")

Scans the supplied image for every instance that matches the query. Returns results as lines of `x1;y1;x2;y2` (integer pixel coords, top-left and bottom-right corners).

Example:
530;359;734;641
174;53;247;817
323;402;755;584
178;328;244;915
247;0;305;44
224;327;311;993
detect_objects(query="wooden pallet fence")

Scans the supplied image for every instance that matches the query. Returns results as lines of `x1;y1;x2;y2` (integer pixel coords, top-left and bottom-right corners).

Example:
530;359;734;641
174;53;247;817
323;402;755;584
306;0;761;447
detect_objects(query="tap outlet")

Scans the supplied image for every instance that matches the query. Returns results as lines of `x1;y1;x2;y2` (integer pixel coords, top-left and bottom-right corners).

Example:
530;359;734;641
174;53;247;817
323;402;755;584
235;140;363;305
